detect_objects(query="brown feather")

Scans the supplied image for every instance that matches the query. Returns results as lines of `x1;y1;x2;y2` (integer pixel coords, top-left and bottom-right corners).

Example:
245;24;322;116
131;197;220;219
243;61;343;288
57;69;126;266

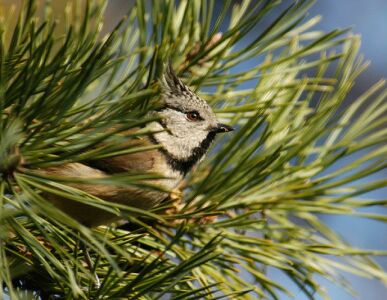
38;133;181;226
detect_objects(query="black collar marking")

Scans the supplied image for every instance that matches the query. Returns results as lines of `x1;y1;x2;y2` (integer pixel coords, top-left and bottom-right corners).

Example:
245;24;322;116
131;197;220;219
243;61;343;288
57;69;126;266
150;130;217;176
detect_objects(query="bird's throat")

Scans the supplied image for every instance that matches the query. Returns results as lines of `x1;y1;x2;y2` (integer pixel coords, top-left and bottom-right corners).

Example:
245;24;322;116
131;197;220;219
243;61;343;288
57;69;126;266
151;131;217;176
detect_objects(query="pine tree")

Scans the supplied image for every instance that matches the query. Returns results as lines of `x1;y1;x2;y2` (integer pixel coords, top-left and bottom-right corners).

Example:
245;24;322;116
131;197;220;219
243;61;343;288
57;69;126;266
0;0;386;299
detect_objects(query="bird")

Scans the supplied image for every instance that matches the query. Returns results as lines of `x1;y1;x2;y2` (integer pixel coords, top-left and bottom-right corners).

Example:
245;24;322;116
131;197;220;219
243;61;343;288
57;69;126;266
39;64;233;226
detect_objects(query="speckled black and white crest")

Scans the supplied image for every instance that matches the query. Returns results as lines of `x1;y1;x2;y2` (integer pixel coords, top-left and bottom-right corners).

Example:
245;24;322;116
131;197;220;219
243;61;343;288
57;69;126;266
160;63;215;116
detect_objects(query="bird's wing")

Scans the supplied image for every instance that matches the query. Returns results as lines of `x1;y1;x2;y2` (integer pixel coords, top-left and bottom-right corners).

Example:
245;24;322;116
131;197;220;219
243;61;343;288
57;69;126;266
86;148;159;173
84;129;160;174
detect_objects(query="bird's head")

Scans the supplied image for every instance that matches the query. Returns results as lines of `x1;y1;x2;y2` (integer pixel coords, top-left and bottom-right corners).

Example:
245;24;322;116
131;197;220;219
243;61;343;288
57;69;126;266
150;64;233;175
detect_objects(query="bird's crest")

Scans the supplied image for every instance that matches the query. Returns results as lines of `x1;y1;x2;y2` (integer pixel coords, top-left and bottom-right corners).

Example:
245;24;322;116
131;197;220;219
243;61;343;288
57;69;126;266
161;62;191;96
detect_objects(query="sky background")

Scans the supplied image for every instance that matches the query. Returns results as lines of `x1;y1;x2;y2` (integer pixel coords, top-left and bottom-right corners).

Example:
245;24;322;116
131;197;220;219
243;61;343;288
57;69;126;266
300;2;387;299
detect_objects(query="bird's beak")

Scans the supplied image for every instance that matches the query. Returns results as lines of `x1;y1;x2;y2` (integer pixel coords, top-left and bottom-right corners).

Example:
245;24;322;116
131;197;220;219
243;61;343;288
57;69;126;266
214;123;234;133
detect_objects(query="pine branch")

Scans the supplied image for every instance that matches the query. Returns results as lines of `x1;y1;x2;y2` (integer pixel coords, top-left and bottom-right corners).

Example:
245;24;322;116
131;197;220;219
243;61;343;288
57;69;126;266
0;0;386;299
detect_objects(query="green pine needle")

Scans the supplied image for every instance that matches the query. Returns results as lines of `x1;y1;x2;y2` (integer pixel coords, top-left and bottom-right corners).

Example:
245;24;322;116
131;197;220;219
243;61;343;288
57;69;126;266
0;0;386;299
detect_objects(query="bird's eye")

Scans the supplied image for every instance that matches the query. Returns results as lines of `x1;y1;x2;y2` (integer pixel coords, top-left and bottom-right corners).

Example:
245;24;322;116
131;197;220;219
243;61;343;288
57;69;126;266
186;111;201;121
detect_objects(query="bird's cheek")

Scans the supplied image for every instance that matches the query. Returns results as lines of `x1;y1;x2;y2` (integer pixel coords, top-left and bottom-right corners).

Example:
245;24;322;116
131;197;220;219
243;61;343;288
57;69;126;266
169;123;189;137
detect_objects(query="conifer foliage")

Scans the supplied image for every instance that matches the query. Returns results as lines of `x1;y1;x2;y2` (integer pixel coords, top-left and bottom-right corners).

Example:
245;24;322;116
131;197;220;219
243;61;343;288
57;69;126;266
0;0;386;299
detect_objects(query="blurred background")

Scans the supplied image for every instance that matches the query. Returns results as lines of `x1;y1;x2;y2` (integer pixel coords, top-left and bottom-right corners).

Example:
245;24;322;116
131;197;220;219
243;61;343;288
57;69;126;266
0;0;386;299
